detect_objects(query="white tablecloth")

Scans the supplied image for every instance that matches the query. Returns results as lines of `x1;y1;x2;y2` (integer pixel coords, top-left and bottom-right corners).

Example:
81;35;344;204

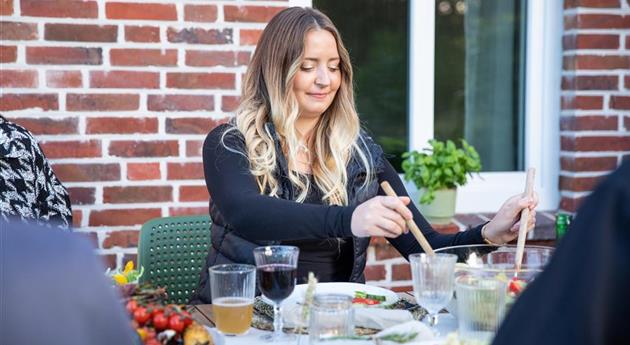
207;323;456;345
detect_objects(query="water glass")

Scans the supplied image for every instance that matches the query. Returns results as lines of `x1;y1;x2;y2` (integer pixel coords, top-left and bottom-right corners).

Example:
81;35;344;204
455;275;507;343
209;264;256;336
309;294;354;344
410;253;457;335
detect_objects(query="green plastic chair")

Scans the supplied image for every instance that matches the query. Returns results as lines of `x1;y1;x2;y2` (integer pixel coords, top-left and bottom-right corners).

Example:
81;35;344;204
138;215;212;304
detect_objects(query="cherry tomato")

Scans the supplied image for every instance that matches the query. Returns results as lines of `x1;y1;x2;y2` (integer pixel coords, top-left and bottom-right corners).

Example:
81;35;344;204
352;297;380;305
152;313;168;331
150;306;164;318
364;298;380;305
168;314;185;333
133;307;151;326
508;278;525;295
126;300;138;314
180;310;193;327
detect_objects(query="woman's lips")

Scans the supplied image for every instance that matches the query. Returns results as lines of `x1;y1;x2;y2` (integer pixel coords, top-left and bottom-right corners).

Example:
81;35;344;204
307;92;328;100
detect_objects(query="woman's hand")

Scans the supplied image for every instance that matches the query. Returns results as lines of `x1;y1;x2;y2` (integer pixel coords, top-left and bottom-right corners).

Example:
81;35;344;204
483;192;539;244
351;196;413;238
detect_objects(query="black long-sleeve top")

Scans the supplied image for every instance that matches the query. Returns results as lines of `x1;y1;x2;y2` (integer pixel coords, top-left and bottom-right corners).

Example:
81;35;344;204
204;126;484;281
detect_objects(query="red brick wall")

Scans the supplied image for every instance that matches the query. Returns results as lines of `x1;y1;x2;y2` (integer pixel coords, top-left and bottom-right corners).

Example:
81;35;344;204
0;0;287;269
560;0;630;212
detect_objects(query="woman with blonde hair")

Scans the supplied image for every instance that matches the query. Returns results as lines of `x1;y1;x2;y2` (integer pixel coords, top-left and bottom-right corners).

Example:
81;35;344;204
191;7;537;304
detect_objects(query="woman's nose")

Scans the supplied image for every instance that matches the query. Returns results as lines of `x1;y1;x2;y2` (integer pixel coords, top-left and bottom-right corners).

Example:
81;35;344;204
315;66;330;87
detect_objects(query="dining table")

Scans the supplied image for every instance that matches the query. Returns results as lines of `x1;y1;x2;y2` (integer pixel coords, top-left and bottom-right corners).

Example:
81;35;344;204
186;290;455;345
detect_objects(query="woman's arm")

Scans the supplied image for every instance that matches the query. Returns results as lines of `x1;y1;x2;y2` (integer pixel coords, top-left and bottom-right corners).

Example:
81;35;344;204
377;159;484;259
203;125;355;241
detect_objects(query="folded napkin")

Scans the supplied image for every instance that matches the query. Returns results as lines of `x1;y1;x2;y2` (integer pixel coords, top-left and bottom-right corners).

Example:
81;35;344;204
281;303;413;330
354;308;413;330
376;320;435;343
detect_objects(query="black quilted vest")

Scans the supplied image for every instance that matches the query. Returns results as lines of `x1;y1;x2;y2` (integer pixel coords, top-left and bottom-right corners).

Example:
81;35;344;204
190;122;385;304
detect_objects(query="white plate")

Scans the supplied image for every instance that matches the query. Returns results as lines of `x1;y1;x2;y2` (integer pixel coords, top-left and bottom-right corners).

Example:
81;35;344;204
204;327;225;345
263;282;399;307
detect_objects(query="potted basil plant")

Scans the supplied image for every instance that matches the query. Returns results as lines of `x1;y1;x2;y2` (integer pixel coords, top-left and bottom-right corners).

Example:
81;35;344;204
401;139;481;224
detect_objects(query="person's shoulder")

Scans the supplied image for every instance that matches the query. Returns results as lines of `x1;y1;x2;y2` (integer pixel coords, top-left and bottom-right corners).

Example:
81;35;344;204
203;122;246;156
0;115;42;159
5;220;91;262
205;122;237;143
357;128;384;158
598;160;630;195
1;115;38;145
352;128;386;173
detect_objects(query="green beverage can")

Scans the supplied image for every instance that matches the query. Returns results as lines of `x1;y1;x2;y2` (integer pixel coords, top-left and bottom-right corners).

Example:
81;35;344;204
555;213;571;241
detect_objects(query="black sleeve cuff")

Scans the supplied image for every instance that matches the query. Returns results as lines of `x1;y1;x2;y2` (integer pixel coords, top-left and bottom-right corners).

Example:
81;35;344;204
470;221;489;244
337;204;358;238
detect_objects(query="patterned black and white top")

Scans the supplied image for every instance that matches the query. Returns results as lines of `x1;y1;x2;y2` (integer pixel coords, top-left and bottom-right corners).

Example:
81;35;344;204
0;115;73;229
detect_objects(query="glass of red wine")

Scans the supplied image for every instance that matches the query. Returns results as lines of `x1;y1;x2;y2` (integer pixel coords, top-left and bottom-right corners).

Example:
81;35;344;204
253;245;299;341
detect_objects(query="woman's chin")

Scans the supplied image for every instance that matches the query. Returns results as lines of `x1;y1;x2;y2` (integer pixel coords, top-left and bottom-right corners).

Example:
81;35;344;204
299;107;329;118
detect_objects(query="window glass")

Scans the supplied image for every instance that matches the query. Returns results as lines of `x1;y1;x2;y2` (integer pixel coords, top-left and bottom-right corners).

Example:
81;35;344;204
434;0;527;171
314;0;409;171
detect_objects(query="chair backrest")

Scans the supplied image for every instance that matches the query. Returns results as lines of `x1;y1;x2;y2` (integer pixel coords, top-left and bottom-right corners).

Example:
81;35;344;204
138;215;211;304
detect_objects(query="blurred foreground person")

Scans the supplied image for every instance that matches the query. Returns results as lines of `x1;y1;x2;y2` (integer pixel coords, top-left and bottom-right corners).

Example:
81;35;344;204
0;115;72;229
0;220;136;345
493;160;630;345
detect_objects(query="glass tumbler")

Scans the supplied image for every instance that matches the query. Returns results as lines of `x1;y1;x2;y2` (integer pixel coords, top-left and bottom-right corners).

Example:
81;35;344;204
308;294;354;344
209;264;256;336
455;275;507;343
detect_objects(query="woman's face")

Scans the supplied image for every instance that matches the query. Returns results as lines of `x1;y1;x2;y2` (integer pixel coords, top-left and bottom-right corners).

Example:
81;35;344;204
293;29;342;119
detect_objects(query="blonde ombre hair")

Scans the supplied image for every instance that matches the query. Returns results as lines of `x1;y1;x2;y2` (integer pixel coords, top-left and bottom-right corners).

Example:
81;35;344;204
224;7;374;206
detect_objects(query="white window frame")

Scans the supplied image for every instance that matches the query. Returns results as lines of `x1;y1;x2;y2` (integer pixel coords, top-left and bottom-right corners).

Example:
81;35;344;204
407;0;561;213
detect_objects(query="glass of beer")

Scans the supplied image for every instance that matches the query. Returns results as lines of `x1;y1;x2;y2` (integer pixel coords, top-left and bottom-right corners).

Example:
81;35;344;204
209;264;256;336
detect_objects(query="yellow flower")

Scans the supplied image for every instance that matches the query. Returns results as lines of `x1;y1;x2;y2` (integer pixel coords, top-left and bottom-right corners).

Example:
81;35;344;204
112;274;128;285
123;261;134;275
137;328;147;341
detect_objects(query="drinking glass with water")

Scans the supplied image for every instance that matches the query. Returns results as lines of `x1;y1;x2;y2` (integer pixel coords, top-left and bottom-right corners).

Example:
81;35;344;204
410;253;457;335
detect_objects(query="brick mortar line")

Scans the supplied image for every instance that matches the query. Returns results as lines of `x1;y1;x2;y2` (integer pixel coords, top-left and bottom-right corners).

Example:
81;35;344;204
0;86;244;94
0;65;251;73
37;134;216;141
563;29;630;35
560;111;630;116
562;50;630;55
561;188;599;196
559;130;630;136
4;113;228;120
95;184;104;205
563;8;630;15
560;151;629;157
0;41;257;51
97;248;137;255
561;70;630;76
0;16;272;29
560;91;628;96
560;113;627;117
64;182;207;189
559;171;615;178
65;202;209;210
